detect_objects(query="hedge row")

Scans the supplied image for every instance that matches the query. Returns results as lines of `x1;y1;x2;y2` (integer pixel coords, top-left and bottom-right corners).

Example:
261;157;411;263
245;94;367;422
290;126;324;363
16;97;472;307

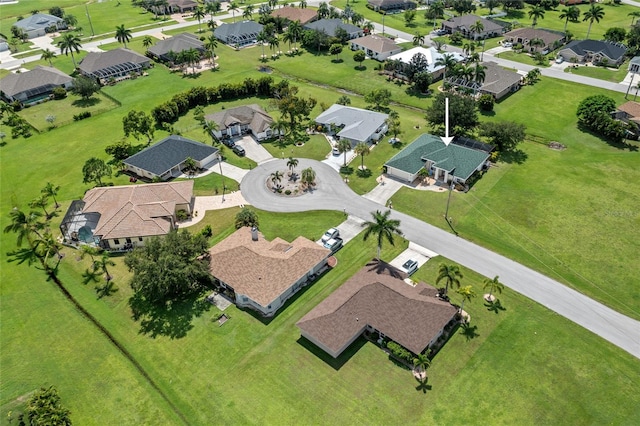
151;76;275;126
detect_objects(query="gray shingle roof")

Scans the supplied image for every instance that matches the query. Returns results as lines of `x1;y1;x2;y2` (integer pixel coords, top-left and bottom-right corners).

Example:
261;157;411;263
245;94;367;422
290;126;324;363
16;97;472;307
442;14;503;33
385;134;489;181
304;19;362;37
315;105;388;143
563;40;627;61
14;13;64;31
123;135;218;176
204;104;274;133
78;48;149;74
480;61;522;96
148;32;204;57
0;66;72;98
214;20;263;40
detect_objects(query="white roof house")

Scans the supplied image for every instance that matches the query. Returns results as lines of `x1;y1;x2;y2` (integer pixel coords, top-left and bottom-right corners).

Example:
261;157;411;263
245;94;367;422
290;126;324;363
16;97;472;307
387;46;464;78
315;105;389;145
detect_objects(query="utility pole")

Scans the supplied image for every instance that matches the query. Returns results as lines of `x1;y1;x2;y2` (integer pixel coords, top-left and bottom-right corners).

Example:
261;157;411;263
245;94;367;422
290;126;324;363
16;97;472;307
444;169;458;236
85;4;95;37
218;153;226;202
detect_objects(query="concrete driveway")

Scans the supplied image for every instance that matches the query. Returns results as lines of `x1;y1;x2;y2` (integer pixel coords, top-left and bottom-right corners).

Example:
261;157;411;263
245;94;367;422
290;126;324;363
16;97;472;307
233;135;273;164
389;243;438;276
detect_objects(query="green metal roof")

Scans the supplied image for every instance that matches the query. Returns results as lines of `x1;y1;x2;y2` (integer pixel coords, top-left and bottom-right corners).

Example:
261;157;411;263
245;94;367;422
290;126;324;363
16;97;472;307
385;134;489;180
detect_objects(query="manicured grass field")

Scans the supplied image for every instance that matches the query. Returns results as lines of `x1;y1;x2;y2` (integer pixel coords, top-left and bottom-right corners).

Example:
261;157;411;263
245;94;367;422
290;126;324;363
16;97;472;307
2;17;640;424
262;134;331;161
564;62;631;83
495;50;551;67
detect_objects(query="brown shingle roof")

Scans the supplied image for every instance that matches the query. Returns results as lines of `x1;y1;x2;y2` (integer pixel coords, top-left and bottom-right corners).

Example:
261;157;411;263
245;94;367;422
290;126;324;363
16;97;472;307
618;101;640;119
204;104;273;134
271;6;317;25
504;28;564;47
479;61;522;96
297;261;457;357
82;181;193;240
208;227;330;308
351;35;399;54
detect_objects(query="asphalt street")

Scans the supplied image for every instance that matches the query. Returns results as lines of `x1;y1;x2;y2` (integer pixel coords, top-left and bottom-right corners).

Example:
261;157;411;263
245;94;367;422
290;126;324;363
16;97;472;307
242;159;640;359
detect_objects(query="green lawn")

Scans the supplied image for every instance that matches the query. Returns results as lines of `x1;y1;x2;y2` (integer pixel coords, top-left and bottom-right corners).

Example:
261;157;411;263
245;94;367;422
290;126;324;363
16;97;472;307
564;62;630;83
262;134;331;161
495;50;551;68
2;8;640;423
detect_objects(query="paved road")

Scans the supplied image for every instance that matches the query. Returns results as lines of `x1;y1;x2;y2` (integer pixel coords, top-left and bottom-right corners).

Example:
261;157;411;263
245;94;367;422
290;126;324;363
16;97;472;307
241;159;640;359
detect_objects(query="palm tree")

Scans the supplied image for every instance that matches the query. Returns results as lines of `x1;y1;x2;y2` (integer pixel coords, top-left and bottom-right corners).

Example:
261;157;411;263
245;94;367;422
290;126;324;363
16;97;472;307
629;11;640;26
80;244;101;263
41;182;60;208
318;2;329;19
203;120;219;143
528;5;545;28
3;208;45;247
412;32;424;46
483;275;504;302
301;167;316;188
434;53;457;84
362;210;402;260
286;157;299;177
41;48;56;67
287;21;303;51
95;252;116;282
115;24;132;48
363;21;375;35
337;138;351;167
57;33;82;69
64;14;78;28
473;63;486;86
228;2;240;23
271;119;288;142
142;35;154;50
354;142;370;171
299;0;307;8
268;36;280;56
183;156;197;177
205;35;218;66
257;30;268;59
270;170;283;189
29;195;51;219
413;352;431;381
469;19;484;40
192;6;205;33
436;263;463;296
559;6;580;33
456;285;476;313
528;37;545;53
243;5;254;20
583;4;605;40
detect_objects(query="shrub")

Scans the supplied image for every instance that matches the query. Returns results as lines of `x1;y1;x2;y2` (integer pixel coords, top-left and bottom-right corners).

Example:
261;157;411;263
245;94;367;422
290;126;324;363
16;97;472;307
176;210;189;221
477;94;494;111
285;189;291;195
200;225;213;238
386;341;413;362
73;111;92;121
52;87;67;100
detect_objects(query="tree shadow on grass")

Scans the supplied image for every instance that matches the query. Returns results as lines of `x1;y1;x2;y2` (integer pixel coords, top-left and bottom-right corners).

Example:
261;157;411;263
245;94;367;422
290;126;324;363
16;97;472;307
355;65;367;71
577;123;639;151
415;376;432;394
72;97;101;107
460;323;479;341
485;299;506;314
128;291;211;339
498;149;528;164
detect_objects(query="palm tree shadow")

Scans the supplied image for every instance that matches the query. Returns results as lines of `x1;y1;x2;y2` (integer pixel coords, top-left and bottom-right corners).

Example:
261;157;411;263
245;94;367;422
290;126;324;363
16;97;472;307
485;299;506;314
460;323;479;341
415;376;432;394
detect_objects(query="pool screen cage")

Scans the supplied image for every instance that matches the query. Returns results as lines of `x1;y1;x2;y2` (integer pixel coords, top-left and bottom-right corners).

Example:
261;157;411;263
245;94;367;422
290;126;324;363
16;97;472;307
91;62;142;80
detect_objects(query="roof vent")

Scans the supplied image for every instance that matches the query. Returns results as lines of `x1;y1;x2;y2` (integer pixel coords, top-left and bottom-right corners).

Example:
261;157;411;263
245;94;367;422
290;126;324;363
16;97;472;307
251;226;258;241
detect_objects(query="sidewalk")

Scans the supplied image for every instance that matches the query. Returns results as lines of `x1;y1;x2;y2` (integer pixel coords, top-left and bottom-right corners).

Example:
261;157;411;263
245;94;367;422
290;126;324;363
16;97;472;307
178;191;247;228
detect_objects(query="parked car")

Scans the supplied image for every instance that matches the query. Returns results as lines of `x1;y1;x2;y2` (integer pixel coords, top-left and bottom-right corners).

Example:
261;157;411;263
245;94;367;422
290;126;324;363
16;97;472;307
401;259;418;276
555;56;564;64
332;145;340;156
502;41;513;48
222;138;235;148
321;228;340;243
323;237;343;254
232;145;245;156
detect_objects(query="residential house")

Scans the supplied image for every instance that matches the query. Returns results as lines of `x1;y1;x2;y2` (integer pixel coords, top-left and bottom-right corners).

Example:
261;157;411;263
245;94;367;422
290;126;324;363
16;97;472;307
78;48;151;83
441;14;504;40
629;56;640;73
165;0;199;13
214;21;264;48
476;61;522;100
503;28;565;54
13;13;67;39
148;32;205;62
209;227;331;317
350;35;401;62
0;66;73;105
123;135;219;181
204;104;275;141
271;6;318;26
384;134;491;184
387;46;465;80
297;260;457;358
0;36;8;52
558;40;627;66
367;0;417;12
315;104;389;145
614;101;640;138
60;181;194;251
304;19;363;39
